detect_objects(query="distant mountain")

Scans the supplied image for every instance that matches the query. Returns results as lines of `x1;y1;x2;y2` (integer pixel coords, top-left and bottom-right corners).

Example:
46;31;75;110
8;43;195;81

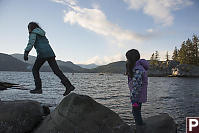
56;61;87;72
0;53;30;71
77;64;98;69
2;53;126;73
0;53;77;72
11;54;37;65
11;54;88;72
10;53;126;73
90;61;126;74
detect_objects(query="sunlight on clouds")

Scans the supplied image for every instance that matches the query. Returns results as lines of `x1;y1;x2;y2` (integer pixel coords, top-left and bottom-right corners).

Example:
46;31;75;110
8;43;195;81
52;0;77;6
51;0;178;64
79;54;125;65
123;0;193;26
63;4;144;42
52;0;145;46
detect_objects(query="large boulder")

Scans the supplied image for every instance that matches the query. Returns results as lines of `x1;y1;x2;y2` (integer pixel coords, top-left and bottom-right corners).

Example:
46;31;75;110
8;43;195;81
0;100;46;133
136;113;177;133
34;93;133;133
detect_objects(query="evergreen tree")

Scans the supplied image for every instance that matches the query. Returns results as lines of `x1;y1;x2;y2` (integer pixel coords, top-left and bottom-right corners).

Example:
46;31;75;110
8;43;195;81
155;51;160;61
172;46;178;61
192;35;199;65
150;53;155;66
186;38;195;64
178;41;187;64
172;34;199;65
154;51;160;65
165;51;170;61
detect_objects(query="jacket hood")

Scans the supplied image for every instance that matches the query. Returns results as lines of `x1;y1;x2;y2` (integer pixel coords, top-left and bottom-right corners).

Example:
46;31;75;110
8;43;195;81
135;59;149;71
32;28;45;36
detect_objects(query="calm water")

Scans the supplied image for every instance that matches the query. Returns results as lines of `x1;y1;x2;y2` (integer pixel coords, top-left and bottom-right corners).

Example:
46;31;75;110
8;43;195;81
0;72;199;133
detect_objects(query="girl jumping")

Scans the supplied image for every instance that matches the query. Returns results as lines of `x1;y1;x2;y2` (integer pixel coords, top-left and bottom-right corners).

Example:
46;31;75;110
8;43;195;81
24;22;75;96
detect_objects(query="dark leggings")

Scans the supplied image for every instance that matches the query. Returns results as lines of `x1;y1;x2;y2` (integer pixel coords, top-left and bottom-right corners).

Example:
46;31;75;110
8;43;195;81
32;57;71;89
132;103;143;125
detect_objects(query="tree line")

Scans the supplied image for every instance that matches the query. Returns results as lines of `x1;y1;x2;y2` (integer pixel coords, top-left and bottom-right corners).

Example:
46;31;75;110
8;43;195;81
150;34;199;66
172;35;199;65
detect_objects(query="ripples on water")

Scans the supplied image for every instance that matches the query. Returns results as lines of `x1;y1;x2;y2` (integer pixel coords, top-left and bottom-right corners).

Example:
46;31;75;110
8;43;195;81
0;72;199;133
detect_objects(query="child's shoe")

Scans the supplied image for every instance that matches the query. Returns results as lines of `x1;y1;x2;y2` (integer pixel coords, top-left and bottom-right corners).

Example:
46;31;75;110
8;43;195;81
63;85;75;96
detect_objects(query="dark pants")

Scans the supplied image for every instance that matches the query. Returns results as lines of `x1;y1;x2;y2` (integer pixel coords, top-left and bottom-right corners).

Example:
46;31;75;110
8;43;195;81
32;57;71;90
132;103;143;125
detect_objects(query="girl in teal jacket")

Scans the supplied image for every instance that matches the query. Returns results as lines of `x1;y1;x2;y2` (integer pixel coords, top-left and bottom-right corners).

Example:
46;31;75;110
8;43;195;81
24;22;75;95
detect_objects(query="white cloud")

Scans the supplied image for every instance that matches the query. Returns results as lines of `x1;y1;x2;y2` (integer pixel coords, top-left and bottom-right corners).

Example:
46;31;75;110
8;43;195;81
52;0;77;6
123;0;193;26
52;0;146;46
146;28;154;33
79;53;125;65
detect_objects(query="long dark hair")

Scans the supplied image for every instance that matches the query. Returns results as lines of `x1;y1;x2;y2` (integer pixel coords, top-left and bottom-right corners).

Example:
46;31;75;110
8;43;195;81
126;49;140;78
28;22;41;33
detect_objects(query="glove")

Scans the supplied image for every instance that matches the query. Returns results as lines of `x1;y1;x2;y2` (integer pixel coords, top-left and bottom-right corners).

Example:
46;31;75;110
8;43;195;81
24;51;29;61
132;103;139;107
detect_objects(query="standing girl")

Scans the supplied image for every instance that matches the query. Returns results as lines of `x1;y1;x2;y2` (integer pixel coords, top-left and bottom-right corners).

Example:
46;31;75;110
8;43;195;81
24;22;75;96
126;49;149;125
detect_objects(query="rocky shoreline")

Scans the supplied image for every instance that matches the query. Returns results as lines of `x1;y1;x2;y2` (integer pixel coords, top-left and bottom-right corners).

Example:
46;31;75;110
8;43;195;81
0;93;177;133
148;64;199;77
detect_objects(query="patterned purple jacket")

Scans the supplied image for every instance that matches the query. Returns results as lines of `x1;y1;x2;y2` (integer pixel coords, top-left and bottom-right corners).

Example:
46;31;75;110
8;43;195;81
128;59;149;104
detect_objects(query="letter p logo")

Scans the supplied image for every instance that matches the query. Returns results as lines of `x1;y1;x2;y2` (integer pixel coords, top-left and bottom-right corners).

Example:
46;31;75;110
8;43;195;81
187;117;199;133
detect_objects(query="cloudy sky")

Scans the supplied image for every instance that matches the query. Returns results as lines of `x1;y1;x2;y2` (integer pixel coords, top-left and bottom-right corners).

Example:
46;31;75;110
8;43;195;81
0;0;199;65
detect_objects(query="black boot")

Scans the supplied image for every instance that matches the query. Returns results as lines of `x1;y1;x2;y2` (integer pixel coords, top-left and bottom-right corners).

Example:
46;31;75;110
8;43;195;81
30;79;42;94
61;80;75;96
63;85;75;96
30;88;42;94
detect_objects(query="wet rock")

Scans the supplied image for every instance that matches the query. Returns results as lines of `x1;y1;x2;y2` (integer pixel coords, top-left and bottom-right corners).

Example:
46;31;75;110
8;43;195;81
0;82;27;91
0;82;18;90
0;100;45;133
0;82;18;88
34;93;134;133
135;113;177;133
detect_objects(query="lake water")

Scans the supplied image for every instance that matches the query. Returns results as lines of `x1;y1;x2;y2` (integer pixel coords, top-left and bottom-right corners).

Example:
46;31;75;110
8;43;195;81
0;71;199;133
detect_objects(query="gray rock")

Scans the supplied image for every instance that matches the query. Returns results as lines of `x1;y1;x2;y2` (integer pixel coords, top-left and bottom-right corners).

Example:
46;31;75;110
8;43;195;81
0;82;28;91
135;113;177;133
0;100;44;133
0;82;22;91
34;93;134;133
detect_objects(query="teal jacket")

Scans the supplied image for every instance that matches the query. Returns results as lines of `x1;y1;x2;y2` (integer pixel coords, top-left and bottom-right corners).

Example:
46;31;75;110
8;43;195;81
25;28;55;58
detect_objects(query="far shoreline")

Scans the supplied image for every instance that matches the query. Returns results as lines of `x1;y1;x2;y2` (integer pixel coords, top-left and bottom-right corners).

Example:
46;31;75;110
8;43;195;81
1;71;199;78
